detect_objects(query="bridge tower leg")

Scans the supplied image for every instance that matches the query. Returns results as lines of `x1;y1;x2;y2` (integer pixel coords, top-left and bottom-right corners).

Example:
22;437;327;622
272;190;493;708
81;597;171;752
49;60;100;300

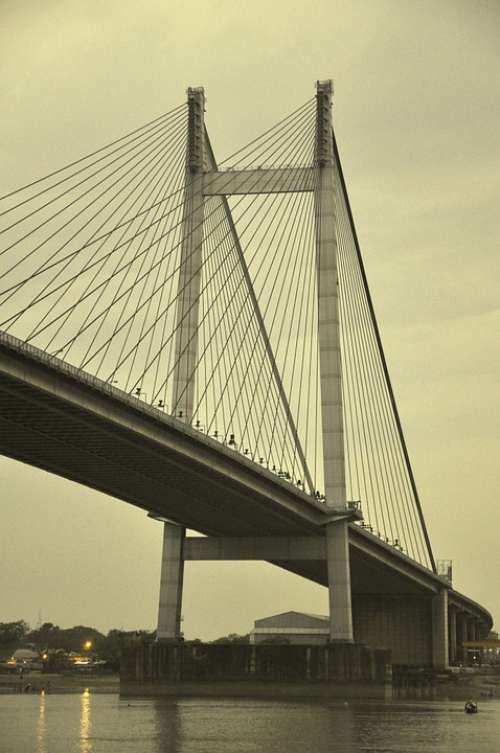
157;520;185;640
432;587;449;670
315;80;353;643
449;605;457;665
157;87;206;641
457;612;467;663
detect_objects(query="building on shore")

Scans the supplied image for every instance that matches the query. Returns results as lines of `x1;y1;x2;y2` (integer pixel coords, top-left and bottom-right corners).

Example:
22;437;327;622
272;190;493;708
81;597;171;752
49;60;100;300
249;611;329;645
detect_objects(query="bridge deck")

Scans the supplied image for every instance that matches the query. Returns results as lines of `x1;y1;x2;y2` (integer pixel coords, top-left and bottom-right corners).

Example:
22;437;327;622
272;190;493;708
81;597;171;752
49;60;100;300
0;331;492;630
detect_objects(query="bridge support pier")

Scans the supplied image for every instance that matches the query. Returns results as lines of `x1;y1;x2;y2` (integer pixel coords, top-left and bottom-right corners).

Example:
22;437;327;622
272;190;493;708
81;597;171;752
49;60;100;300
326;521;353;642
456;612;468;663
469;617;478;643
449;606;457;665
432;588;449;670
157;522;185;640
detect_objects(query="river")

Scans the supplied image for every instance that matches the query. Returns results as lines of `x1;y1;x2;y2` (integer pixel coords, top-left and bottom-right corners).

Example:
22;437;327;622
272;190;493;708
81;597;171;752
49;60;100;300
0;692;498;752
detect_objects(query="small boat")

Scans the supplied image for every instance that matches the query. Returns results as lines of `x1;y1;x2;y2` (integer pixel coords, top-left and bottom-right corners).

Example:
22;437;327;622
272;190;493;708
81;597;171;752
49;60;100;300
464;701;478;714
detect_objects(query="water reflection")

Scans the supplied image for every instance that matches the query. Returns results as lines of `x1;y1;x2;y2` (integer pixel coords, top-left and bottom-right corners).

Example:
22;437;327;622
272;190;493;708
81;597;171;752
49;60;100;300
36;690;46;753
149;698;360;753
80;688;92;753
2;693;500;753
327;704;356;749
153;700;181;752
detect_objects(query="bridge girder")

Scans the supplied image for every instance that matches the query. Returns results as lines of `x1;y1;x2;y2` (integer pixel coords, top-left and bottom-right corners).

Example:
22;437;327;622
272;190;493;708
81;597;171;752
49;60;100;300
0;330;491;634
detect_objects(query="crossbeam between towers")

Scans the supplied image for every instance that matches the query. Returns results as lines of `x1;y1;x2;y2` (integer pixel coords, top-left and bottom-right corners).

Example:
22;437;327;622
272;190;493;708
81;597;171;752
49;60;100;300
203;167;316;195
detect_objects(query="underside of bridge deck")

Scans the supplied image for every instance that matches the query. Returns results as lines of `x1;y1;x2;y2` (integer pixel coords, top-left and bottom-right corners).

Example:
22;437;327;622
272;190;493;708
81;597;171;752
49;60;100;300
0;340;326;538
0;335;493;633
272;547;433;596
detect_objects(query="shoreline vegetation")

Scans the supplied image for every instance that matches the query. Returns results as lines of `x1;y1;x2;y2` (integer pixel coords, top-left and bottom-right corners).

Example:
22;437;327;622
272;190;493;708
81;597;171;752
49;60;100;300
0;619;156;674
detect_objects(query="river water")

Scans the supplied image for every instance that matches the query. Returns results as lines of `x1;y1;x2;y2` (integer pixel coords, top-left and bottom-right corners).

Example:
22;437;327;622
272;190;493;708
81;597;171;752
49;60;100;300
1;692;498;753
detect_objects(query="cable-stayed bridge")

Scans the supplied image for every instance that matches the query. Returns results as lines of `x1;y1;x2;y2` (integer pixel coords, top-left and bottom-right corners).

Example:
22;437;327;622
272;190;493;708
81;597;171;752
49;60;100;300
0;81;491;667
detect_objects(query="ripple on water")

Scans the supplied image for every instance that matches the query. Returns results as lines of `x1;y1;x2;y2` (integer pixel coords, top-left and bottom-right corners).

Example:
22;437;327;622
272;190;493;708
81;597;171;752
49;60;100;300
0;693;498;753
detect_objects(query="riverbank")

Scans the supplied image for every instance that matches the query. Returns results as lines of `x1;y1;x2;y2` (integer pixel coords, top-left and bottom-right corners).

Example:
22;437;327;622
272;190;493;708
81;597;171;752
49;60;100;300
1;668;499;699
0;671;119;694
438;671;500;699
393;669;500;700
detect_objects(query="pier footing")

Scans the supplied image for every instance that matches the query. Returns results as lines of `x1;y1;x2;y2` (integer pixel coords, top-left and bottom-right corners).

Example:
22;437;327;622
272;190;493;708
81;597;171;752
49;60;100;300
120;642;392;699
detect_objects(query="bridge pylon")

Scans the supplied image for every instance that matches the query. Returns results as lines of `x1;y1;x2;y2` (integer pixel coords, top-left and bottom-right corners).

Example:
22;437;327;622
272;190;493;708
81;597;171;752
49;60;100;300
315;80;353;642
155;81;356;643
157;87;206;641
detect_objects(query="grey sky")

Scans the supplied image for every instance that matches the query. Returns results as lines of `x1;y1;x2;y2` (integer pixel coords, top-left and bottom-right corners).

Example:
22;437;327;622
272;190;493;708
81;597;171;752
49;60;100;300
1;0;499;639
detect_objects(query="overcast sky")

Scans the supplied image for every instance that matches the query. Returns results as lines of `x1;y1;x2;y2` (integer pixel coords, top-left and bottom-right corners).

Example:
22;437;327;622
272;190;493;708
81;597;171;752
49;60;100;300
1;0;499;639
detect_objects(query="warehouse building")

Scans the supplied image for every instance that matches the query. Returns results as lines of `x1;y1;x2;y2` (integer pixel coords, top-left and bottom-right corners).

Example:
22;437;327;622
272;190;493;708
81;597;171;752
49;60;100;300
250;611;329;644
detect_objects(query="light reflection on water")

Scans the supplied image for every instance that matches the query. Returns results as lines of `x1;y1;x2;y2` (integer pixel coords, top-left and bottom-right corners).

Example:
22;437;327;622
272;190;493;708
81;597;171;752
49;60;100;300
80;688;91;753
1;692;499;753
36;690;46;753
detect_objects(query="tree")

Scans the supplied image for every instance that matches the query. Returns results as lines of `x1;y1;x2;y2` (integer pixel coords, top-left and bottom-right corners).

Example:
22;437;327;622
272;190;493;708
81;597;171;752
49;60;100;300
99;629;123;671
212;633;250;644
58;625;105;653
27;623;106;653
26;622;61;650
0;620;29;654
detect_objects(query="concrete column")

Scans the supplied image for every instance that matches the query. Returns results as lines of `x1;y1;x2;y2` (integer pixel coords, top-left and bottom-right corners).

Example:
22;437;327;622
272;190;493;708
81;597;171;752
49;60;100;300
314;80;353;644
469;619;478;643
326;521;353;642
171;87;205;418
457;612;467;664
449;607;457;665
249;645;256;675
157;522;185;640
432;588;449;670
465;618;480;665
157;88;204;643
315;81;345;510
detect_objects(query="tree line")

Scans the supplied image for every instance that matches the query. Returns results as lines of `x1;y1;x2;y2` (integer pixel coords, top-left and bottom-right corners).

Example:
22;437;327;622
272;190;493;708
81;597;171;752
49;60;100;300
0;620;250;670
0;620;154;671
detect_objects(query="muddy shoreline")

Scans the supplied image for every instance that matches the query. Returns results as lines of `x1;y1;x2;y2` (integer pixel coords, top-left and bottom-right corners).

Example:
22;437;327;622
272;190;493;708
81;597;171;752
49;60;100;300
1;669;499;699
0;671;119;694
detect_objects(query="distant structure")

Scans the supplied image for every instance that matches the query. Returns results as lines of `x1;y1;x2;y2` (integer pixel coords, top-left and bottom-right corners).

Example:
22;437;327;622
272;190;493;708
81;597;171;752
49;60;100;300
250;611;329;645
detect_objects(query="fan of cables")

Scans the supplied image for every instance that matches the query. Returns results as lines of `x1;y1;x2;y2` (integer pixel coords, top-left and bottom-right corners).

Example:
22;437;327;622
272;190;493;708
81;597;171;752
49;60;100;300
0;94;434;569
